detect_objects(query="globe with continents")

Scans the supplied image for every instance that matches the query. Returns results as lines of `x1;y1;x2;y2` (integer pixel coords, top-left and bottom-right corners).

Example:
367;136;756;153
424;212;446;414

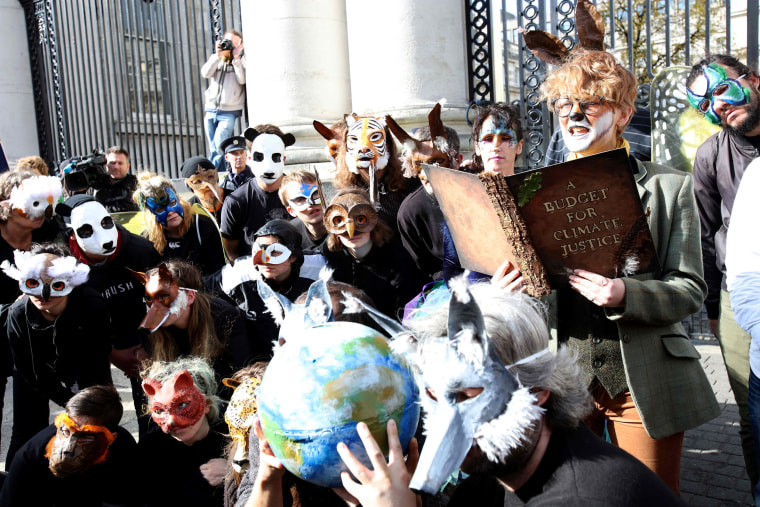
257;321;420;488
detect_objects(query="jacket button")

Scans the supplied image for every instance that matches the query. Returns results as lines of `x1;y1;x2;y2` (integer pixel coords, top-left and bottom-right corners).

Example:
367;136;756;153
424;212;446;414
593;337;602;344
622;335;631;343
593;359;603;368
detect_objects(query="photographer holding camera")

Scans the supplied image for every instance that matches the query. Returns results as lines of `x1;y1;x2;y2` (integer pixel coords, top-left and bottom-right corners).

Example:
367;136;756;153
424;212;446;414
93;146;139;212
201;29;246;171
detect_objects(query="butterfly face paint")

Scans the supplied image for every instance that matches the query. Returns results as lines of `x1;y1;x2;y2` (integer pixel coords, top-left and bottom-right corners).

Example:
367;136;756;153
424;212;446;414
145;188;184;226
70;201;119;256
253;242;292;266
9;175;63;220
142;370;206;434
287;183;321;212
478;117;518;149
1;251;89;301
687;63;750;125
45;413;115;478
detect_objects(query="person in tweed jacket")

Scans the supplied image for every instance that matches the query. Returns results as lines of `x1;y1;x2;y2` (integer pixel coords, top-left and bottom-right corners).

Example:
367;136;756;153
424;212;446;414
538;49;720;495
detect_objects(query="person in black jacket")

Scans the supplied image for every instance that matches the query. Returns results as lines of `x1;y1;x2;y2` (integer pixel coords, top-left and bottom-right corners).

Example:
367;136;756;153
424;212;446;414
140;357;229;507
0;243;113;467
0;385;139;507
56;194;161;436
134;173;226;275
321;188;423;320
133;259;250;399
205;219;313;358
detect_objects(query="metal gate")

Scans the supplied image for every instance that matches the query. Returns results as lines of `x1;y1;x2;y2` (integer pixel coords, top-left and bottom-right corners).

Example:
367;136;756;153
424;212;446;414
21;0;242;179
464;0;760;170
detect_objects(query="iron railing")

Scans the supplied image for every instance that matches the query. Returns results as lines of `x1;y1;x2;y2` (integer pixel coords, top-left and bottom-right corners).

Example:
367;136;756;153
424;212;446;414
22;0;243;179
463;0;760;168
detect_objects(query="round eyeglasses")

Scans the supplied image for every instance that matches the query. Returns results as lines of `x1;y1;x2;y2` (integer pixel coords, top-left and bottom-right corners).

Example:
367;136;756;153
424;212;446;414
551;97;615;118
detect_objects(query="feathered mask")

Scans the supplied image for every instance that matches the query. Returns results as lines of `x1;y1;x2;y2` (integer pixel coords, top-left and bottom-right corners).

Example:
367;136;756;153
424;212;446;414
9;175;63;220
1;250;89;301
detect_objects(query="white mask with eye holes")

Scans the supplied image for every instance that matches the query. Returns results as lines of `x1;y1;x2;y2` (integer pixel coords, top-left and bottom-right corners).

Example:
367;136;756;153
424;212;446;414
249;134;286;184
71;201;119;256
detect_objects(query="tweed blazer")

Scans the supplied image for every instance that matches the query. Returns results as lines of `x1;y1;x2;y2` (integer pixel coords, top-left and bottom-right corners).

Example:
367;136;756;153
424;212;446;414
549;159;720;440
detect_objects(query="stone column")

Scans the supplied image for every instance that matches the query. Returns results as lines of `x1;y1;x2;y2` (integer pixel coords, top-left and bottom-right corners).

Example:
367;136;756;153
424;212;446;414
0;0;40;162
240;0;351;167
344;0;470;149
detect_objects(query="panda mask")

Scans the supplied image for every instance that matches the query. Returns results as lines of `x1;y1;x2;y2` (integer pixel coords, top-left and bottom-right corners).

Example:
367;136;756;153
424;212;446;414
70;201;119;256
244;127;296;185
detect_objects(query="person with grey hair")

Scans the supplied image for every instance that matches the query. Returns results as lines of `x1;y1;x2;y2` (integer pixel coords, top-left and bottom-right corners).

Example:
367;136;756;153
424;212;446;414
138;357;229;507
336;282;683;506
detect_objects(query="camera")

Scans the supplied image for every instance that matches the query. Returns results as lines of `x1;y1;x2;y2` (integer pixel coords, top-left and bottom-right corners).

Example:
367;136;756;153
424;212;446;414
59;150;111;194
219;39;233;51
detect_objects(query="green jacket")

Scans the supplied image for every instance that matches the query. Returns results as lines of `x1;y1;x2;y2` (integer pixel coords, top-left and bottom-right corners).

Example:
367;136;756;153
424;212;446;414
550;159;720;439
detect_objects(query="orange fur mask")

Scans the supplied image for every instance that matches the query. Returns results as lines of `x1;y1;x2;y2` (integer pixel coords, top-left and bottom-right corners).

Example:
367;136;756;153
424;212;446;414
45;412;115;478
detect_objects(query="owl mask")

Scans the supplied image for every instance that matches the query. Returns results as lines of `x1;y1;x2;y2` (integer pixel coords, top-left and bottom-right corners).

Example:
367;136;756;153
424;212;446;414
131;263;194;332
45;412;115;478
324;192;378;240
244;127;296;185
142;370;206;433
1;250;90;301
8;175;63;220
401;280;546;495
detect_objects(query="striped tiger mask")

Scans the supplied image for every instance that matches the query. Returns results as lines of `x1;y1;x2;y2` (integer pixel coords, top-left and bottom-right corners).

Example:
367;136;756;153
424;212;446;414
344;115;390;176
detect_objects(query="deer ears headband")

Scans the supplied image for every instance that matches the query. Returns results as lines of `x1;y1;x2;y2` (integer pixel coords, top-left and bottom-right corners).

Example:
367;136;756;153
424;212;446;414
520;0;605;65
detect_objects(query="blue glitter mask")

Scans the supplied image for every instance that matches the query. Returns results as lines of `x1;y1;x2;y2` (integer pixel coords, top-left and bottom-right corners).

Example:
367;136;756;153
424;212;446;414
687;63;750;125
146;188;184;226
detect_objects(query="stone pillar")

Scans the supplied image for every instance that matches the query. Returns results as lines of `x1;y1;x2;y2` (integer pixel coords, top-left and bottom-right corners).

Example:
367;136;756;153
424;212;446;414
344;0;470;149
240;0;351;141
0;0;40;163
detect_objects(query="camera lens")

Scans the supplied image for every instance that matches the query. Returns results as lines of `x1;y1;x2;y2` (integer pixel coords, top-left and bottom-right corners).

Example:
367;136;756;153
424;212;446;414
220;39;233;51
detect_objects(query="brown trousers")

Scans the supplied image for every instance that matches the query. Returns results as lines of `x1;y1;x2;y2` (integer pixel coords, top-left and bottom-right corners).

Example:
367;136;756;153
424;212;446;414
585;386;684;495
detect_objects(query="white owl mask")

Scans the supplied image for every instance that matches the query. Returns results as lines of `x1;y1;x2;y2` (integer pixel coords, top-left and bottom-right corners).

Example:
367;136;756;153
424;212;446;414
1;251;90;301
9;176;63;220
70;201;119;256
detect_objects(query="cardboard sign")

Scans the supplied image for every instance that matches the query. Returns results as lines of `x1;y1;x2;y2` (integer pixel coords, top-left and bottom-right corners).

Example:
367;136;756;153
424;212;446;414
425;148;659;290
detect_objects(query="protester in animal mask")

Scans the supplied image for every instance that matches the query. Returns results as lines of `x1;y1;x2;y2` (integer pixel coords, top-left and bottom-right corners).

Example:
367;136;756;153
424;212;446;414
206;219;313;357
134;173;225;275
182;155;231;224
0;385;139;506
387;103;463;283
220;124;294;261
320;188;423;320
315;114;418;235
0;170;63;452
56;194;160;436
139;357;229;507
537;48;719;493
337;282;685;506
133;260;250;394
0;243;113;467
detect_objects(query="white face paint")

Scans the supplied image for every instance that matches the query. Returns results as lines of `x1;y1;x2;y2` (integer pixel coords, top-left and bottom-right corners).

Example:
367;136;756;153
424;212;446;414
70;201;119;256
249;134;286;184
560;109;615;154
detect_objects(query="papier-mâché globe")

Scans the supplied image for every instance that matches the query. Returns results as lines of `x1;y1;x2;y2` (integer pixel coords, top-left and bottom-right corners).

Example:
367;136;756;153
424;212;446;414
257;321;420;488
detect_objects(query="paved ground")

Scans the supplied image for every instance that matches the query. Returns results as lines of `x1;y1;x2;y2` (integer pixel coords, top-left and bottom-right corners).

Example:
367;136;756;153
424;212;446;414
0;337;754;505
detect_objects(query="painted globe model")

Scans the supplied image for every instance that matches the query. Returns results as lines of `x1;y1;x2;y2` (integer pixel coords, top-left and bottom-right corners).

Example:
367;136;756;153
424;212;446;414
257;321;420;488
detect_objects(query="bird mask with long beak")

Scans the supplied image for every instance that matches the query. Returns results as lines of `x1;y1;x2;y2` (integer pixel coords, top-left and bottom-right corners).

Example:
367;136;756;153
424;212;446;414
131;263;195;332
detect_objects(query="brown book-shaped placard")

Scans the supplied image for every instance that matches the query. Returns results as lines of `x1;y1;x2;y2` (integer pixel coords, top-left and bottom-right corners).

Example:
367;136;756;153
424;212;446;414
424;148;659;297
